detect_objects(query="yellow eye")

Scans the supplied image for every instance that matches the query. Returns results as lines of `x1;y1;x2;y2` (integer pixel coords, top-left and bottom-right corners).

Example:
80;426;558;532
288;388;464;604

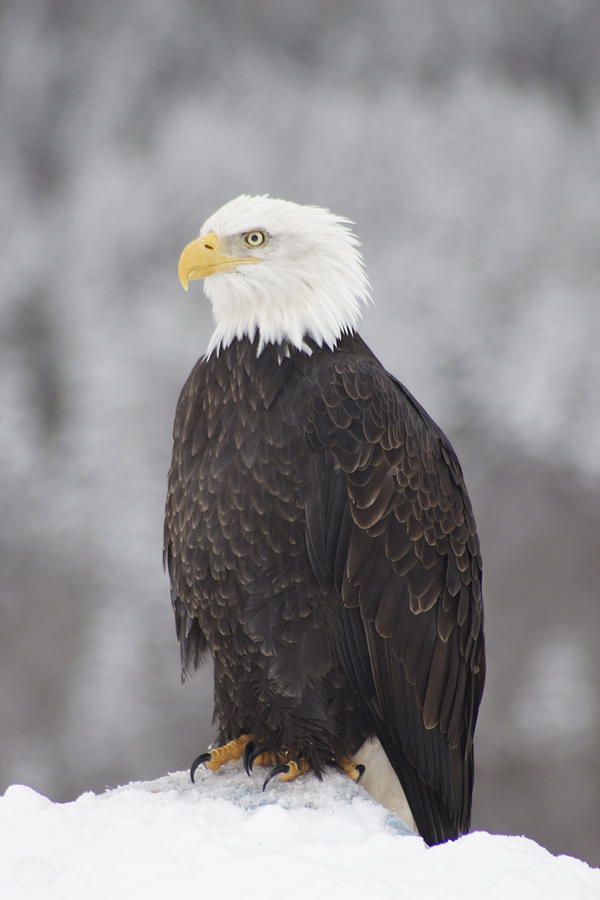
243;230;267;248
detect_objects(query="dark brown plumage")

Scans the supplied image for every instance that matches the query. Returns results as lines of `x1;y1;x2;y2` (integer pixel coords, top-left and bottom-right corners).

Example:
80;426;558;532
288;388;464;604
164;331;485;845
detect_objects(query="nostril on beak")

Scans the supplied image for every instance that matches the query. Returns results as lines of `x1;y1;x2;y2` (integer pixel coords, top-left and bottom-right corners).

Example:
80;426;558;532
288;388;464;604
204;243;214;250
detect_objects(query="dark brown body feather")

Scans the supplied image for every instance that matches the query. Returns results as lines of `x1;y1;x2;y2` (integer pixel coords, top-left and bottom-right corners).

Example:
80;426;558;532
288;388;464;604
164;332;485;844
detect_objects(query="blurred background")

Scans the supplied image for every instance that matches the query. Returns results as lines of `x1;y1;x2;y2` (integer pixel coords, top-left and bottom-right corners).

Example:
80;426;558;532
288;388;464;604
1;0;599;865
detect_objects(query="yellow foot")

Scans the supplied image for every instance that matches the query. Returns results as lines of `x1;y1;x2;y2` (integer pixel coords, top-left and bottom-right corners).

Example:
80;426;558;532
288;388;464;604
337;756;365;782
252;751;283;768
242;741;303;776
274;757;311;783
190;734;253;781
263;756;311;790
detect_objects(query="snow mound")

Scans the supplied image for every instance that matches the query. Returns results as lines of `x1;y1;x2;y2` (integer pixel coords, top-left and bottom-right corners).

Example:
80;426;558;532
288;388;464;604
1;767;598;899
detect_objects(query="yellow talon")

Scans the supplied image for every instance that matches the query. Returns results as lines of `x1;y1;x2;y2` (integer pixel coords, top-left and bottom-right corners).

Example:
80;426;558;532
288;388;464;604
338;756;365;782
253;751;283;768
276;757;311;782
192;734;254;778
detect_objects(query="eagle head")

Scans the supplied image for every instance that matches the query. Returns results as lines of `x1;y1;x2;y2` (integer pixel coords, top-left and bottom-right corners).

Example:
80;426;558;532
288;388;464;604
178;195;370;356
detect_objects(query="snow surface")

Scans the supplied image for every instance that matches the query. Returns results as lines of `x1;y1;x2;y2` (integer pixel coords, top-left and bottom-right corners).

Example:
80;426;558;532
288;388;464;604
1;766;598;900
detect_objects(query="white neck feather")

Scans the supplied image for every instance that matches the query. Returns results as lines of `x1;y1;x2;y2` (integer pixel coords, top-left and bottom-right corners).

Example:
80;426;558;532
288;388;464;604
200;196;371;357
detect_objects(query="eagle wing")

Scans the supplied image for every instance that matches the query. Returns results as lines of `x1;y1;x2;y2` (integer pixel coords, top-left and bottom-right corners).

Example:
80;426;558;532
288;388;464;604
303;348;485;844
164;360;210;677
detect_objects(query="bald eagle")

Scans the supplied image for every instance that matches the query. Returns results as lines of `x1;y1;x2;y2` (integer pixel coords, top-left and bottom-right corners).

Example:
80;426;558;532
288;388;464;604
164;195;485;845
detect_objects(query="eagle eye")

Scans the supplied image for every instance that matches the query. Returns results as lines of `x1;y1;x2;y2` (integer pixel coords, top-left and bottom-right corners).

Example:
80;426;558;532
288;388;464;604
243;230;267;248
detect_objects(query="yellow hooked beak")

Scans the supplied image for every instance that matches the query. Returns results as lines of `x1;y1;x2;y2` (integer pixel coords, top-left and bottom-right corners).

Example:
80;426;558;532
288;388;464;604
177;232;261;291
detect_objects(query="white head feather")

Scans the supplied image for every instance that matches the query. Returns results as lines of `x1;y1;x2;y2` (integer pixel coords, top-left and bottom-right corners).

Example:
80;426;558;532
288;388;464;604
197;195;370;357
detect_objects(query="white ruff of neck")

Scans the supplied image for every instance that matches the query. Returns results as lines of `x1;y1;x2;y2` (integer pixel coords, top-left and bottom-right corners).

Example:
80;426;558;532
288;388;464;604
201;197;371;358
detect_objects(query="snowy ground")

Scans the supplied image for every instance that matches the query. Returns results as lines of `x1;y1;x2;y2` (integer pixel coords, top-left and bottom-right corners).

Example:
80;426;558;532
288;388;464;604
1;767;598;900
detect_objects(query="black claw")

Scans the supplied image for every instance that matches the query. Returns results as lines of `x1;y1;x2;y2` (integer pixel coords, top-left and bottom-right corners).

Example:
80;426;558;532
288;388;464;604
263;763;290;791
355;764;365;781
190;752;211;783
243;741;256;776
